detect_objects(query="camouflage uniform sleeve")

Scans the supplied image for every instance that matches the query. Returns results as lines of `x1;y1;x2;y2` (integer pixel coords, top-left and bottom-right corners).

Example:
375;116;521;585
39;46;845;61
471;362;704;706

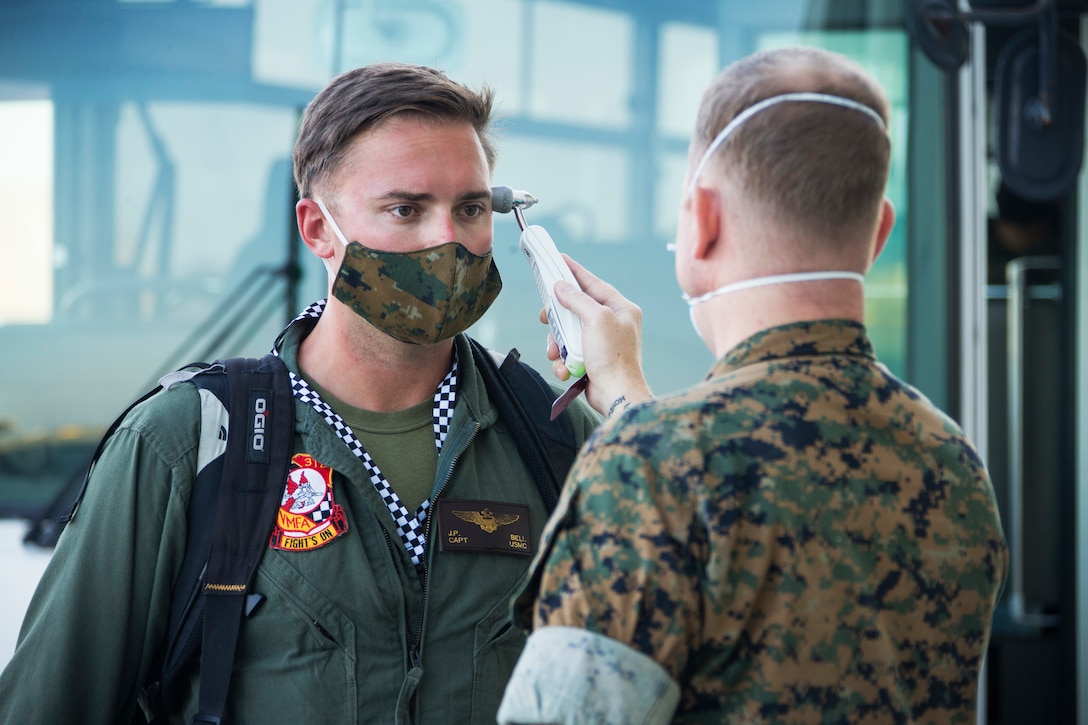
529;406;702;681
498;626;680;725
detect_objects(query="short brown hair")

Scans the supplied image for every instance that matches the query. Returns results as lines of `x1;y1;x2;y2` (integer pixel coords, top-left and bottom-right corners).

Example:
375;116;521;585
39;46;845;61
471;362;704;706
694;47;891;241
292;63;496;199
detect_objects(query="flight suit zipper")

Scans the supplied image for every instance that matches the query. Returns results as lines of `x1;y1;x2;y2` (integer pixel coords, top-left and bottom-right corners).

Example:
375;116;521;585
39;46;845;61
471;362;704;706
408;421;479;724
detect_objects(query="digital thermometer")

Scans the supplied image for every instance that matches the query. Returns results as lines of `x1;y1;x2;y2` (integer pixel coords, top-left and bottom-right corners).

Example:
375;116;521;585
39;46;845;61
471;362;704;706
491;186;585;379
518;224;585;379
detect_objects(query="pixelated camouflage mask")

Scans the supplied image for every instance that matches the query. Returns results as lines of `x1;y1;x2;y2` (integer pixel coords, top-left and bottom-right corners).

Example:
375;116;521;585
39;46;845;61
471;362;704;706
332;241;502;344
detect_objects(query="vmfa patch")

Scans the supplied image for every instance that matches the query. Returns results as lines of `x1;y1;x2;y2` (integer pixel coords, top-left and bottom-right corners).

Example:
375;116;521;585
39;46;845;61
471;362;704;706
270;453;348;551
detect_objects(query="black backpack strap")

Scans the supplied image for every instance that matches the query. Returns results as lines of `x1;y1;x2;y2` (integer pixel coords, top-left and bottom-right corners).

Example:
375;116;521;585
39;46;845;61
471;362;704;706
186;354;293;725
153;366;232;717
468;338;579;513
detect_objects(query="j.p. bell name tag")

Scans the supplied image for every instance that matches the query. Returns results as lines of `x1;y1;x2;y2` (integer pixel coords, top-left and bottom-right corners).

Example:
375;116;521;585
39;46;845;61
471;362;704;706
437;499;533;556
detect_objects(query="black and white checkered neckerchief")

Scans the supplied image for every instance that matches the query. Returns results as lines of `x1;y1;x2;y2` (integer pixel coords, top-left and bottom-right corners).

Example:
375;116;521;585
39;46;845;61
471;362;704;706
273;299;457;567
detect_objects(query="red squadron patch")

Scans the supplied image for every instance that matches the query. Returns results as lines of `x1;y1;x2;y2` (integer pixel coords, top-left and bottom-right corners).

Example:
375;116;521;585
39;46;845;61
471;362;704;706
269;453;348;551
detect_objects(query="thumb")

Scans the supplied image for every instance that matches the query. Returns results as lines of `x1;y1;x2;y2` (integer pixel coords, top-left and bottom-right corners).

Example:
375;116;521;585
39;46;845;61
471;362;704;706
552;280;598;322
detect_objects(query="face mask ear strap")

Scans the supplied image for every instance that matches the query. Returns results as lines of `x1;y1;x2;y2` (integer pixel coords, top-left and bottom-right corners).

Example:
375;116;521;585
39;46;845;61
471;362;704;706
687;92;887;197
314;198;351;247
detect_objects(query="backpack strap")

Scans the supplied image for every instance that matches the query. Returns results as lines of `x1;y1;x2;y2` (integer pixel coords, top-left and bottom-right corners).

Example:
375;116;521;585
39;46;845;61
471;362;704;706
138;354;291;724
153;365;232;717
187;354;293;725
467;338;580;513
55;356;290;724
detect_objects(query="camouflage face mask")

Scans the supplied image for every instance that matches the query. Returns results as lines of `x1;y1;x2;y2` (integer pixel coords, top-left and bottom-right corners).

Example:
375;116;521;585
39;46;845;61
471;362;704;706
315;199;502;344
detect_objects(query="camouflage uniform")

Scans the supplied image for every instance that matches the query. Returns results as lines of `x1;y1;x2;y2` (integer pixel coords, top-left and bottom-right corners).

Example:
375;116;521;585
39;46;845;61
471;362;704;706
501;319;1008;725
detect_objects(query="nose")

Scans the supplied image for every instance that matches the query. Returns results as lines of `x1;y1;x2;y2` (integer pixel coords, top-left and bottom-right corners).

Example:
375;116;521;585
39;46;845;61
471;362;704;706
432;210;458;245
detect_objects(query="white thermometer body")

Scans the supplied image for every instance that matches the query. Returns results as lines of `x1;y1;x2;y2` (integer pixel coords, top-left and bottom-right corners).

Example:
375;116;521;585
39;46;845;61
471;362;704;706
518;224;586;379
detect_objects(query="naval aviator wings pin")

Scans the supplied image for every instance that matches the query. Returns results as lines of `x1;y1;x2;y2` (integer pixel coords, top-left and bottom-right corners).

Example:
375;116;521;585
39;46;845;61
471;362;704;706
269;453;348;551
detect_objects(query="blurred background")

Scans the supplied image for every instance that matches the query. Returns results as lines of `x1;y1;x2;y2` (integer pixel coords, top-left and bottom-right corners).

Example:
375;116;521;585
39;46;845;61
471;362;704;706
1;1;1086;722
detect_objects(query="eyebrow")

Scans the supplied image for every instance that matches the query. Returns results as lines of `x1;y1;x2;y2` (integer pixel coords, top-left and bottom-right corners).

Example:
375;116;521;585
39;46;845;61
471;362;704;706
378;189;493;203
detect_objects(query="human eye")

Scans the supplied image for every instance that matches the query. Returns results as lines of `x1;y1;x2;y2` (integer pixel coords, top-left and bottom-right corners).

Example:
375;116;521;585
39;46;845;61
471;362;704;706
390;204;417;219
460;203;488;219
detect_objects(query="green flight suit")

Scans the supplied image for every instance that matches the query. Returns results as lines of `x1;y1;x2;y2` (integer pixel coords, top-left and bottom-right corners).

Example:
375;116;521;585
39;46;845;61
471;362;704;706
0;316;597;724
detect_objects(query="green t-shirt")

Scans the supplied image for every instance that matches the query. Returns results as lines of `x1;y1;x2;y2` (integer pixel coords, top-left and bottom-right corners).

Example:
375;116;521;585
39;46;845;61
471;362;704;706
303;376;438;512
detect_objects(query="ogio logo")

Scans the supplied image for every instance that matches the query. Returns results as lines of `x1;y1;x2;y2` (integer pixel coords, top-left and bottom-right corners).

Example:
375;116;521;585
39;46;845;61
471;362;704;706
246;389;273;464
252;397;267;452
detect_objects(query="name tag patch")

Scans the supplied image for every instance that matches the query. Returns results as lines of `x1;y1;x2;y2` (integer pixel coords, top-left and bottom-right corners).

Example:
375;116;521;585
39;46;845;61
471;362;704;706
437;499;533;556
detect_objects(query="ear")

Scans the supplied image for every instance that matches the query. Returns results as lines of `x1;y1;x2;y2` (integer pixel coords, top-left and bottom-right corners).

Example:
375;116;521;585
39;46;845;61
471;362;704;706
871;198;895;263
690;184;722;260
296;198;338;262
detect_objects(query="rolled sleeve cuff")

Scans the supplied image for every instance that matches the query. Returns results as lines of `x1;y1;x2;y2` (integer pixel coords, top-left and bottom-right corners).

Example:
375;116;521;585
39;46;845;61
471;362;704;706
497;626;681;725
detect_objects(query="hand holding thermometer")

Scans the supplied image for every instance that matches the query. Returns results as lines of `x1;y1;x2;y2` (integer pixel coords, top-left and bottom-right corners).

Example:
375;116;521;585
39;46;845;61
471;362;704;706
492;186;589;419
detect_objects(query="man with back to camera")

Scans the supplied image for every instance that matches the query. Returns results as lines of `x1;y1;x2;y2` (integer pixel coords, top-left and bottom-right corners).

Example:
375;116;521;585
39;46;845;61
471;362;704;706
498;46;1009;724
0;63;598;724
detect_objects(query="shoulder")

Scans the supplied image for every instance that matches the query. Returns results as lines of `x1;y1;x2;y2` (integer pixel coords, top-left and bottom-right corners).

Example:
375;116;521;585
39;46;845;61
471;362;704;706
566;388;707;495
104;375;203;469
586;377;745;453
566;377;772;508
72;375;203;527
863;362;988;463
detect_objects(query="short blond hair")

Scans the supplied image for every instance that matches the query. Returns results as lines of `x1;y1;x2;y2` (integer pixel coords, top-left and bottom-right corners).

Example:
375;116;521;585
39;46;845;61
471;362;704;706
694;47;890;241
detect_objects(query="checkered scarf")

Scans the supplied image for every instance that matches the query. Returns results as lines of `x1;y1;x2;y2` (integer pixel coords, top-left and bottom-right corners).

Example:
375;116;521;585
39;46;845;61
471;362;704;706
274;299;457;567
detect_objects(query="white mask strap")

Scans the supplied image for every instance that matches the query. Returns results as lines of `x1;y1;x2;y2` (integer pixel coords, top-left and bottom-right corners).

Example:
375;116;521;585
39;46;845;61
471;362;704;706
687;92;886;197
314;198;350;247
313;198;351;277
683;270;865;307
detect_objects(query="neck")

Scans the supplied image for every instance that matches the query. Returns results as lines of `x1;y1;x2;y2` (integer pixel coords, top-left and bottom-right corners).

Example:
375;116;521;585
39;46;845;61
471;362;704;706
697;278;865;358
298;299;455;412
